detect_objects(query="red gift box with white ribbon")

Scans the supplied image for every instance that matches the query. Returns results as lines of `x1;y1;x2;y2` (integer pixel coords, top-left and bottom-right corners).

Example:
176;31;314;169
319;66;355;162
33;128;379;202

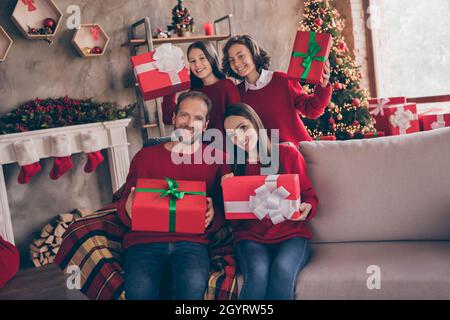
222;174;301;225
131;43;190;101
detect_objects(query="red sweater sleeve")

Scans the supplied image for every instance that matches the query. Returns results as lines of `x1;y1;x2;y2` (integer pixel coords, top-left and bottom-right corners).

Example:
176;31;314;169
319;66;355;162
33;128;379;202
162;93;177;125
224;79;241;106
116;156;139;228
284;146;318;222
288;78;332;119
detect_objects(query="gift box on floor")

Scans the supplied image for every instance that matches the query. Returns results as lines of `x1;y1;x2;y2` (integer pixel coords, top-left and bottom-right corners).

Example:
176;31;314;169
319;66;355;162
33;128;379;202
287;31;332;85
363;131;385;139
378;103;420;136
222;174;301;224
421;111;450;131
368;97;407;134
131;43;190;101
314;135;336;141
132;177;206;234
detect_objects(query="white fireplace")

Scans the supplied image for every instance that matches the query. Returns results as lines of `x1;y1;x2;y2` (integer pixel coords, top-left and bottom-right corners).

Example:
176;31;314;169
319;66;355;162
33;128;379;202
0;119;131;244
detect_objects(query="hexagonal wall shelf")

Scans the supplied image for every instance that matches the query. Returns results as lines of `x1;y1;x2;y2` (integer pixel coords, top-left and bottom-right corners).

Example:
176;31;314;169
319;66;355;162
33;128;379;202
72;24;110;57
11;0;62;40
0;26;13;62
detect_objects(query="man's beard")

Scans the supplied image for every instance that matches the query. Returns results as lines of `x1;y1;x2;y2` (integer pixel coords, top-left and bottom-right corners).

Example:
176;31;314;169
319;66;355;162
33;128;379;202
172;126;203;145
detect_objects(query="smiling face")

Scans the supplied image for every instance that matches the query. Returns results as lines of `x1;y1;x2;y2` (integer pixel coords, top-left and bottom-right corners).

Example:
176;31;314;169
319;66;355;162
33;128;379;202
188;48;214;81
224;115;259;153
227;44;257;79
173;97;209;145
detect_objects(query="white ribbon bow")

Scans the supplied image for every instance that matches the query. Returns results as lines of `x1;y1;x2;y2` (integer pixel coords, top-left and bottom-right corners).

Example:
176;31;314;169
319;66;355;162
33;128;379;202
389;107;414;135
225;175;300;225
431;114;446;130
369;98;390;116
134;43;185;85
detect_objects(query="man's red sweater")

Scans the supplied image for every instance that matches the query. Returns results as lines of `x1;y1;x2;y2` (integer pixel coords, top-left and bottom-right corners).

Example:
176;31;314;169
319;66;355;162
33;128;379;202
0;236;19;288
162;79;241;133
238;71;332;146
230;144;318;244
117;143;228;249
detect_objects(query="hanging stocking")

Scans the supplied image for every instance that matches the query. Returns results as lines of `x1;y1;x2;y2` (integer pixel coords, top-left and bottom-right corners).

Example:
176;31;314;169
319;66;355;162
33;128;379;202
80;131;104;173
50;135;73;180
13;139;41;184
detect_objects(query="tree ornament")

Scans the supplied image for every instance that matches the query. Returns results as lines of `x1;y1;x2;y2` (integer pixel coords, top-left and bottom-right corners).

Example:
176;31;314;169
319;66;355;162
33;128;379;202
314;18;323;26
336;114;343;121
328;102;336;110
91;46;103;54
333;82;342;90
43;18;56;31
352;98;361;107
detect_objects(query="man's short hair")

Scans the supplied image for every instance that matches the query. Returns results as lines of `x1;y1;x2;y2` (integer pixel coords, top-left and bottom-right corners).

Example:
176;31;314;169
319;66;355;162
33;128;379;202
174;91;212;120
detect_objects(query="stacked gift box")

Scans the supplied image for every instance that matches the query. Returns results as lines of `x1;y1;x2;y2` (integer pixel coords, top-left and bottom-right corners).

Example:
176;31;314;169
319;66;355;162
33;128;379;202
368;96;450;136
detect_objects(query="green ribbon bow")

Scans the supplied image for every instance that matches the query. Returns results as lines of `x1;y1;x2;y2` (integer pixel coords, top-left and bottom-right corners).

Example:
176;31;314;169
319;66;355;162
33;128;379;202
292;32;327;80
135;177;206;232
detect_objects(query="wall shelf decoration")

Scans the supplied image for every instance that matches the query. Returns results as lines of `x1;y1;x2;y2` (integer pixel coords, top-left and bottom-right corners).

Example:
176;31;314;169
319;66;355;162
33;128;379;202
11;0;63;40
72;24;110;57
0;26;13;62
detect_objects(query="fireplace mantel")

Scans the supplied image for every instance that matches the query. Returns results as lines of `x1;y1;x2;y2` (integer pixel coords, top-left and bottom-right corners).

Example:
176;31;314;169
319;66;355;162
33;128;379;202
0;119;132;244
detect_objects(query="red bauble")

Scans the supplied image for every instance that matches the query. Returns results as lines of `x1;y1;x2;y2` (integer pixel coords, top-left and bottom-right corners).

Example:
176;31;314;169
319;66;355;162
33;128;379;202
314;18;323;26
352;98;361;107
353;120;360;126
333;82;342;90
43;18;56;30
329;117;335;125
338;41;348;52
91;46;103;54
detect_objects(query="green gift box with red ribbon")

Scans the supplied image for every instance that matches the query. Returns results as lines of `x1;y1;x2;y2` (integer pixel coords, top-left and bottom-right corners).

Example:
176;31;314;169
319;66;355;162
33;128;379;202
287;31;332;85
131;177;207;234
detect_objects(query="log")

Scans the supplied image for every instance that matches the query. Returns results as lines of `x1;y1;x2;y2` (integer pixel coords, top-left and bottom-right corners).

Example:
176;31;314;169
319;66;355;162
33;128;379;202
59;213;74;223
30;244;41;254
54;224;66;238
39;245;49;253
33;238;46;248
51;246;60;255
45;235;55;245
32;258;42;268
73;208;93;218
48;256;55;264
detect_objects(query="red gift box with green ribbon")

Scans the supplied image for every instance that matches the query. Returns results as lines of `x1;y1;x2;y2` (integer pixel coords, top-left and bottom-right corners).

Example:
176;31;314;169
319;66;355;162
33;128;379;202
287;31;332;85
131;177;206;234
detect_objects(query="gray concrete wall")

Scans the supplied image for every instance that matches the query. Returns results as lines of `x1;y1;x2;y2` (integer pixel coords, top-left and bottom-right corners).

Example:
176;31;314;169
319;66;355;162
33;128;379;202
0;0;304;262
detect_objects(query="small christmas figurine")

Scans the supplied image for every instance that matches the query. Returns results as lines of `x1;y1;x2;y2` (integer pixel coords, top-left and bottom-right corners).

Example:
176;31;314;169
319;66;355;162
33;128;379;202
167;0;194;37
155;27;169;39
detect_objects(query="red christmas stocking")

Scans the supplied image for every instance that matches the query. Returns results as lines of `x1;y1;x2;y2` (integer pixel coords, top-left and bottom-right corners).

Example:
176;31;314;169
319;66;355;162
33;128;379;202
50;135;73;180
84;151;104;173
13;139;41;184
81;131;104;173
18;162;42;184
50;156;74;180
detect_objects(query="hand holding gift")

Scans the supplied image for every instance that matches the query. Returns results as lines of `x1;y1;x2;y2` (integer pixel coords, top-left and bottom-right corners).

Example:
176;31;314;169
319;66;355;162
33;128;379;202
290;202;312;221
125;187;136;218
320;59;331;88
205;197;214;229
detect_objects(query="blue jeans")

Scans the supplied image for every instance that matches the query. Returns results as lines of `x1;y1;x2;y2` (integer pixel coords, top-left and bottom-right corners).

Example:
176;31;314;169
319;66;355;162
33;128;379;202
124;242;210;300
235;237;312;300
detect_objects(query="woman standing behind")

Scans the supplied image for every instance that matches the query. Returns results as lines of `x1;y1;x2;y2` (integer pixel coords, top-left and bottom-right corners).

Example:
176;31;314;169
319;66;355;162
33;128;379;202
222;103;318;300
163;41;240;134
222;35;332;147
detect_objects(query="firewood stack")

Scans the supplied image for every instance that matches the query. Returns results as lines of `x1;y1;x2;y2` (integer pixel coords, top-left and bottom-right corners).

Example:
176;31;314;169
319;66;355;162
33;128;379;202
29;213;77;267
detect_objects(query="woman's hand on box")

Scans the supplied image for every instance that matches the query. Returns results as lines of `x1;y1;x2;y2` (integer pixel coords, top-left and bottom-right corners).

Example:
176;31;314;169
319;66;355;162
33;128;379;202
221;173;234;186
290;202;312;221
125;187;136;218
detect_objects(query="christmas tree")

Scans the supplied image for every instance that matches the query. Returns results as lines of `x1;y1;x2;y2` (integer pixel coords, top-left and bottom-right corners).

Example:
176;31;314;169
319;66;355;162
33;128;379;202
299;0;375;140
168;0;194;37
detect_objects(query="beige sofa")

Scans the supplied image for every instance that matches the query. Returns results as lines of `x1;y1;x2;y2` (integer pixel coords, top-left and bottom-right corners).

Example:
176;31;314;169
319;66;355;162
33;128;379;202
238;127;450;299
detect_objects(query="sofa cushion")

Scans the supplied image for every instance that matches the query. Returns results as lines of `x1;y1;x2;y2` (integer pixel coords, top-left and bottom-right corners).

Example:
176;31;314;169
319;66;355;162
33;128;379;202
299;128;450;243
293;241;450;300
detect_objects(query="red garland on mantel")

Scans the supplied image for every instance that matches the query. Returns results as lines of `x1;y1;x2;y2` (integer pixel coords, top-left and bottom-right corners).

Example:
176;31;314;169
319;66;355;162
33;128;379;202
0;96;135;135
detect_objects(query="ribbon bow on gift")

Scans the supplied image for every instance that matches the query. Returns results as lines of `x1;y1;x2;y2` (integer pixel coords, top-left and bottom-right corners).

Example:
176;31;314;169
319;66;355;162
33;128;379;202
431;114;446;130
248;175;300;225
369;97;391;116
22;0;36;11
135;177;206;232
389;108;414;134
133;43;185;86
292;32;327;80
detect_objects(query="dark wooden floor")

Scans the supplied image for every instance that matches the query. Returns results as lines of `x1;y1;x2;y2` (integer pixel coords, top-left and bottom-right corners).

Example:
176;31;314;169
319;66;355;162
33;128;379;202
0;264;87;300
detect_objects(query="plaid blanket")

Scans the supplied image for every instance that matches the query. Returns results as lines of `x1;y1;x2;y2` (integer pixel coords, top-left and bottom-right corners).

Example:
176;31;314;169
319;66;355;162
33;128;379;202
54;206;238;300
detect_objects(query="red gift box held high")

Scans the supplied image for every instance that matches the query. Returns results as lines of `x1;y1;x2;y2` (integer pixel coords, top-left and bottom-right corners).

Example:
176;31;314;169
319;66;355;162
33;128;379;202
222;174;301;224
131;43;190;101
287;31;332;85
132;177;206;234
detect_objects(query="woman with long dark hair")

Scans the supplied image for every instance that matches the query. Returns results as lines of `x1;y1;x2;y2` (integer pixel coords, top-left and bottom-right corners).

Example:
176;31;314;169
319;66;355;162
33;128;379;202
222;103;319;300
162;41;240;133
